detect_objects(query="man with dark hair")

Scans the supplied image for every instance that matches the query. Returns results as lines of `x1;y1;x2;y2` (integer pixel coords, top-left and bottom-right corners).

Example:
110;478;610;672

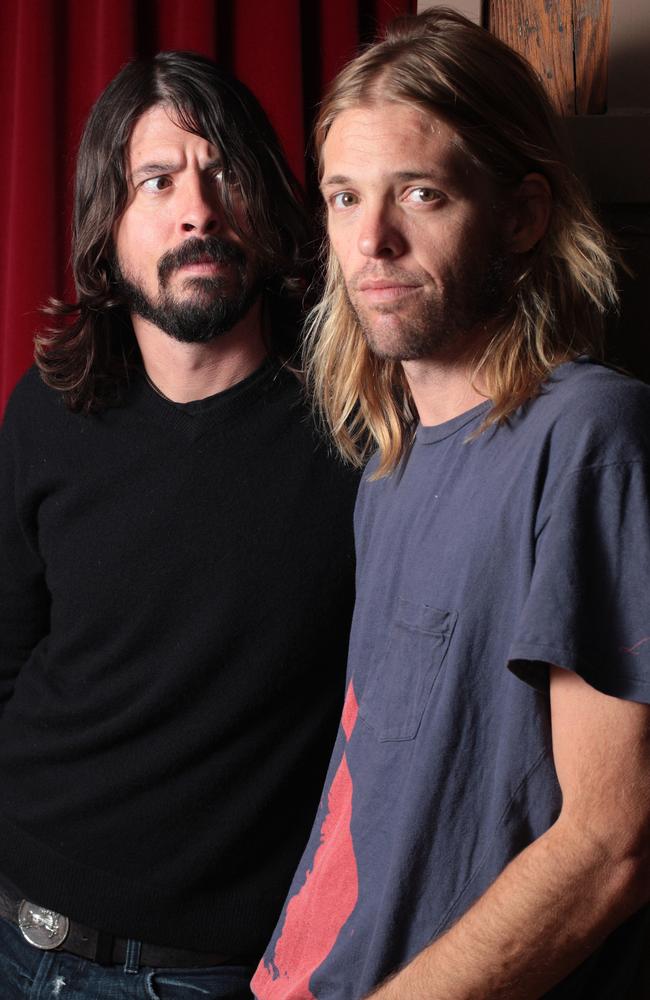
0;52;358;999
254;10;650;1000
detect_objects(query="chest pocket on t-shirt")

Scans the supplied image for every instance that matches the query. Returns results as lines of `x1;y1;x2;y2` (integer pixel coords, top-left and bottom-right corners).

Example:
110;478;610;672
359;599;457;742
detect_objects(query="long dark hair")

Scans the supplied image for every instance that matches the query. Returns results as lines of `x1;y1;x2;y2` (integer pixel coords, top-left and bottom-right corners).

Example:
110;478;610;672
36;51;310;411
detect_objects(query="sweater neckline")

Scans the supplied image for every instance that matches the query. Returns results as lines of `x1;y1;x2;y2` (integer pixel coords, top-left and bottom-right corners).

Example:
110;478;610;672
125;359;293;442
140;358;276;411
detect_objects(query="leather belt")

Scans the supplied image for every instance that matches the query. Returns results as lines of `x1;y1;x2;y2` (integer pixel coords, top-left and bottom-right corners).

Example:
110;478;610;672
0;883;237;968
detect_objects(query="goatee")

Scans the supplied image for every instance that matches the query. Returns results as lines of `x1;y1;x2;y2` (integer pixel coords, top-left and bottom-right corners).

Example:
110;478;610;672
114;236;261;344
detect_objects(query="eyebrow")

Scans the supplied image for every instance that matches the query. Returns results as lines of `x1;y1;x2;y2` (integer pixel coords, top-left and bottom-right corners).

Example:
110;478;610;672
320;170;453;190
130;161;178;184
130;157;224;185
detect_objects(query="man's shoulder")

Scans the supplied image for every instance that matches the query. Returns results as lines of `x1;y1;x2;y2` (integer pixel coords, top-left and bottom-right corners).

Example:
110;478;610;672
7;364;48;399
524;358;650;462
542;357;650;419
267;365;358;455
2;365;62;429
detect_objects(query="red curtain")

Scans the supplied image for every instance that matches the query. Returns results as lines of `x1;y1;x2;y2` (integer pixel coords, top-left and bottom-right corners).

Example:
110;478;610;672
0;0;413;415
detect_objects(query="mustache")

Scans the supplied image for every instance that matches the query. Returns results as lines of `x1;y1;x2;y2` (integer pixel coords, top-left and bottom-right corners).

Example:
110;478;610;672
157;237;246;285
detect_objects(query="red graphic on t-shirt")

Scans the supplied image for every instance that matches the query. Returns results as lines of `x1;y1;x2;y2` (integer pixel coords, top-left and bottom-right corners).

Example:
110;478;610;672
252;682;359;1000
341;678;358;741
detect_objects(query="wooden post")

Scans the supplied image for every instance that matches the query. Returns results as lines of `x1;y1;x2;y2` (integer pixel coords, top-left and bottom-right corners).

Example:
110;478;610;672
574;0;611;113
487;0;611;115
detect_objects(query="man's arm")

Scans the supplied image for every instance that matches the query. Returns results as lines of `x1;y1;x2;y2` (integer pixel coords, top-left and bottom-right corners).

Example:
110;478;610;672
368;666;650;1000
0;411;50;708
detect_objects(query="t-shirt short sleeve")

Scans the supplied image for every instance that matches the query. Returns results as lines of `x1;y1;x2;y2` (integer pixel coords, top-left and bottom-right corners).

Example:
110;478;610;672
509;459;650;703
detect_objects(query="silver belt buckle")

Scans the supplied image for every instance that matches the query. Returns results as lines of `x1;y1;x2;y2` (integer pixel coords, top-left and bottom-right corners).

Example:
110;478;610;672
17;899;70;950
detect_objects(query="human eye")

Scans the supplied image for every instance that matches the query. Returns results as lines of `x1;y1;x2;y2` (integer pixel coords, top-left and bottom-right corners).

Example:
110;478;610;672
329;191;359;211
209;165;239;189
141;175;172;193
405;186;445;206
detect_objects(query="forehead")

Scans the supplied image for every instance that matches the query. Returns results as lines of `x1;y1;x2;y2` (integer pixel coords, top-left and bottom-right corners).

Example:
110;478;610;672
321;103;473;187
126;104;218;167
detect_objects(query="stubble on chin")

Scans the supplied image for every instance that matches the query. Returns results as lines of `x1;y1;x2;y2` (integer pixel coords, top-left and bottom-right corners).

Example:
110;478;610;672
345;284;462;362
345;248;510;363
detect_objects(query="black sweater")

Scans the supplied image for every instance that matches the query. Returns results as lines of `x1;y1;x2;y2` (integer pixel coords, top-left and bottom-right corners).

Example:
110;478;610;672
0;362;359;957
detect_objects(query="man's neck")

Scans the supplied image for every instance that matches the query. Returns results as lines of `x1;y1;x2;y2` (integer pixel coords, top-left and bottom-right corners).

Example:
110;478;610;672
402;350;488;428
133;302;268;403
399;324;495;426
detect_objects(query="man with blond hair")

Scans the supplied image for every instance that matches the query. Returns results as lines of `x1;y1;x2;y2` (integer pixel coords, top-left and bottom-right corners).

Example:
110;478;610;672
253;9;650;1000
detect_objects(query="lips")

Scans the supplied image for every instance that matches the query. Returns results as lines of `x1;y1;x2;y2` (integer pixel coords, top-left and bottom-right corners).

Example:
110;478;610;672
357;279;418;291
184;255;221;266
356;280;420;304
178;257;230;272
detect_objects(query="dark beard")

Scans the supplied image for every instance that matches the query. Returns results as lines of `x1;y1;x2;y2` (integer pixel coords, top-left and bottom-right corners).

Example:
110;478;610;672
114;236;261;345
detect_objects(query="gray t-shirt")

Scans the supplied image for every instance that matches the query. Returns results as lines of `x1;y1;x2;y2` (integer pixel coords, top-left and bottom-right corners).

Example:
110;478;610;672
253;359;650;1000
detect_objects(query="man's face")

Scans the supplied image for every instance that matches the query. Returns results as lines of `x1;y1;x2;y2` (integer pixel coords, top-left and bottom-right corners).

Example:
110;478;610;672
321;103;510;362
113;104;260;344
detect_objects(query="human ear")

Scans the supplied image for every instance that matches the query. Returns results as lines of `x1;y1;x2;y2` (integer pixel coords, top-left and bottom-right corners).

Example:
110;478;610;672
507;173;552;253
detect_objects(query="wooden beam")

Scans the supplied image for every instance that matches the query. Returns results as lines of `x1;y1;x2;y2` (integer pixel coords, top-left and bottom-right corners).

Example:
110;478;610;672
574;0;611;113
487;1;575;114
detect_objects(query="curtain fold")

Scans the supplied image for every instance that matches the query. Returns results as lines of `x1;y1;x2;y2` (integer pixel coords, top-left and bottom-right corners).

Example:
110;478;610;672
0;0;413;413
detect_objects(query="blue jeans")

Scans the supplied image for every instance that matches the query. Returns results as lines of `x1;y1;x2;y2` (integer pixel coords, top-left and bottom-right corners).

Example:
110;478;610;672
0;917;253;999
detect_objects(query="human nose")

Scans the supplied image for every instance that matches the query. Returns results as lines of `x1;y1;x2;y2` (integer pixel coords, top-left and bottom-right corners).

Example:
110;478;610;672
178;173;222;236
357;202;406;259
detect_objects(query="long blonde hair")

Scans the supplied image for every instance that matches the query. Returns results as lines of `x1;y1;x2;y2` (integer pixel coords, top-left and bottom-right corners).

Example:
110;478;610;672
305;8;619;476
